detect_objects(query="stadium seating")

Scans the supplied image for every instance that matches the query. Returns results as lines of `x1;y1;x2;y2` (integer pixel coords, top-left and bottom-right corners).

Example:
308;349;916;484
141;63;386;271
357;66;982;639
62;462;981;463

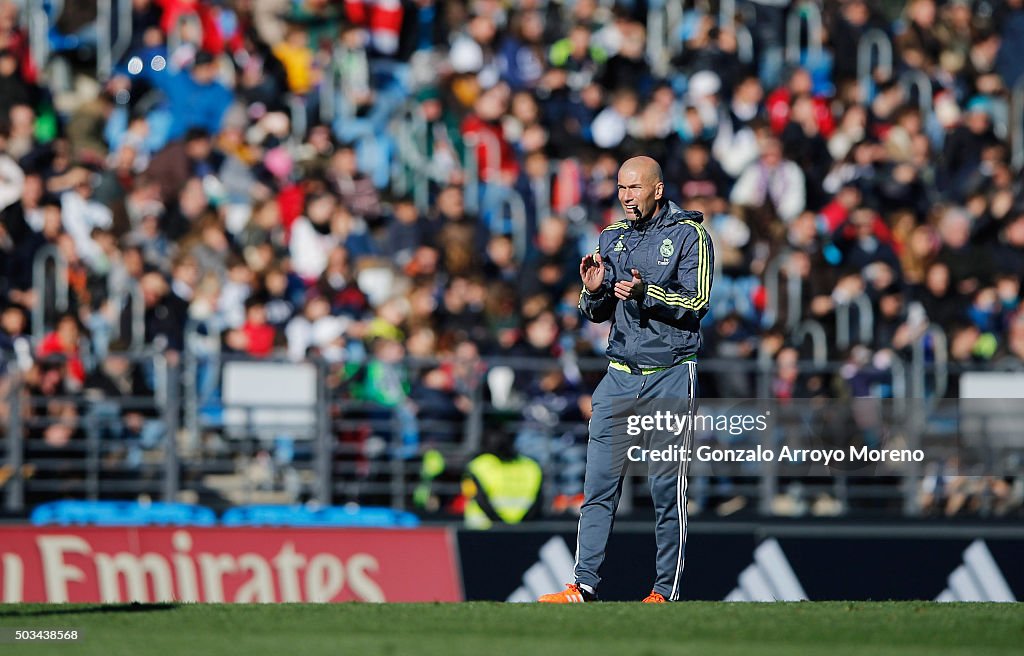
220;504;420;528
30;500;218;526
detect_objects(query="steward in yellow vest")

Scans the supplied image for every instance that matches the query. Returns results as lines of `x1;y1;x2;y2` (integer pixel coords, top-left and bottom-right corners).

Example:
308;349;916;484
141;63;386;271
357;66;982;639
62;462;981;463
463;432;543;530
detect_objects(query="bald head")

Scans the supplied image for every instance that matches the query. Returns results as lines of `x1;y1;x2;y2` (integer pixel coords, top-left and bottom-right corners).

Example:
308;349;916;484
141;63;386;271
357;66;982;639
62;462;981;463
617;156;665;222
620;156;664;185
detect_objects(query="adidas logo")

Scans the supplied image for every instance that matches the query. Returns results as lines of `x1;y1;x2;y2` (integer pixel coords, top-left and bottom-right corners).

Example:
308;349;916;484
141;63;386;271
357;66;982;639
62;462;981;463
936;540;1016;602
725;538;808;602
507;537;576;602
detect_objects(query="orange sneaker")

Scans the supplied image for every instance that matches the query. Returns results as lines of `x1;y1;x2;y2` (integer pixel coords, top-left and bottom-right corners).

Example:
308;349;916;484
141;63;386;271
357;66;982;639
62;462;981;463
538;583;593;603
642;590;667;603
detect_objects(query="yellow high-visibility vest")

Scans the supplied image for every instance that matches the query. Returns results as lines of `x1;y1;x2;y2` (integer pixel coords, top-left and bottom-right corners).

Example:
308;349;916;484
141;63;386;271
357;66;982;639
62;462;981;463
463;454;542;530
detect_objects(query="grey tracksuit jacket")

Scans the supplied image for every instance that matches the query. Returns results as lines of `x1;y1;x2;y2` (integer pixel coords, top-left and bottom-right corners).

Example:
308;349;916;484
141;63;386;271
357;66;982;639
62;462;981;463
579;201;714;370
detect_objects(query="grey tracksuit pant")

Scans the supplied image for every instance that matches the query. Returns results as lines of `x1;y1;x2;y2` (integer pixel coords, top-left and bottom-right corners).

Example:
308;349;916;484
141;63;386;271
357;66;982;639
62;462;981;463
573;360;697;601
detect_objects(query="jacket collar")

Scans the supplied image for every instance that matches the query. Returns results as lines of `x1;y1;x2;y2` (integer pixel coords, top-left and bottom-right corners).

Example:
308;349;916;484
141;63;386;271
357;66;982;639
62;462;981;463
650;200;705;228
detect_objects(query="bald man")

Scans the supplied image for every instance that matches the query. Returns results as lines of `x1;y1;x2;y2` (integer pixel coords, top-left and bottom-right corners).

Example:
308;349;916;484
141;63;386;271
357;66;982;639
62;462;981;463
539;156;714;603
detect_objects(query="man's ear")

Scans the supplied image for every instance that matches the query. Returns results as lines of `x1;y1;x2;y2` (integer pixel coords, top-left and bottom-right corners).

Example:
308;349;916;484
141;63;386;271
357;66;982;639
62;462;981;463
655;181;664;200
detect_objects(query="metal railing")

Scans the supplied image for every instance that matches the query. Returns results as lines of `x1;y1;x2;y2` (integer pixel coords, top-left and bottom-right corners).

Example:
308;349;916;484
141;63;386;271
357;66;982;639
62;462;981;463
1011;78;1024;173
496;187;529;260
645;0;688;76
835;293;874;351
4;369;24;512
96;0;132;80
108;279;146;352
900;69;934;124
6;346;1016;519
647;0;669;77
392;103;436;212
319;46;342;125
6;350;170;508
735;22;755;65
793;319;828;366
910;325;949;402
762;253;803;330
30;246;68;344
665;0;685;60
462;129;502;216
785;1;824;66
288;94;307;142
857;29;893;98
719;0;736;30
26;3;50;78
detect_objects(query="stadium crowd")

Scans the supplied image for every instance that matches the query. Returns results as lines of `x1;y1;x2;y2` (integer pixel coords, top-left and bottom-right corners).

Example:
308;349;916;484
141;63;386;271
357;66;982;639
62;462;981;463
1;0;1024;517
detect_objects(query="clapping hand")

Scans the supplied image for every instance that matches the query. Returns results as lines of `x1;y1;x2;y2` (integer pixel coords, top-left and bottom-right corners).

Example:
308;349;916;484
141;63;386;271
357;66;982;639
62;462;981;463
580;253;606;293
614;269;645;301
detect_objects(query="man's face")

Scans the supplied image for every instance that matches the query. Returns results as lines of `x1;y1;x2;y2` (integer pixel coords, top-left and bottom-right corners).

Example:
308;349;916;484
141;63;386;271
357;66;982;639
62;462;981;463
0;54;16;77
57;318;79;346
192;62;216;85
185;137;211;160
1;308;24;335
760;140;783;167
617;165;663;222
21;174;41;205
437;187;464;217
332;148;357;175
75;178;93;199
966;110;989;134
684;145;708;171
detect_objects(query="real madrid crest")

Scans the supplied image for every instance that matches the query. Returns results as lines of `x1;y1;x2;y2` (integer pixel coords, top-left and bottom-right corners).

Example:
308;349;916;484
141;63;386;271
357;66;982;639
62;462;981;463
657;238;673;265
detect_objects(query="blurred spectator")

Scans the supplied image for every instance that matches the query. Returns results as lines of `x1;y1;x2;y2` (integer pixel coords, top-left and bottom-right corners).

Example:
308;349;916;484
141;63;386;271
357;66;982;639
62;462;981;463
498;9;547;91
668;142;730;202
590;87;638;150
450;12;500;89
145;127;221;206
327;142;381;222
0;303;31;372
122;49;232;143
273;21;317;95
59;166;114;268
936;206;991;295
259;267;296;331
461;84;519;186
549;23;605;92
381;197;433;267
0;48;36;117
37;313;86;388
317;246;369;318
289;191;338;282
82;352;164;466
513;366;586;510
410;367;466;445
286;295;340;362
122;270;187;351
915;261;966;327
994;0;1024;88
24;359;79;452
225;295;276;358
831;207;900;274
435;185;485;276
941;98;999;197
597;20;652;97
730;134;806;223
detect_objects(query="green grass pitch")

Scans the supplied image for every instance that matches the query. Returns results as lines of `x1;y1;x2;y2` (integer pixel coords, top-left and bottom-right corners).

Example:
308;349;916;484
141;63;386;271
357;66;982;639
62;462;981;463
1;602;1021;655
